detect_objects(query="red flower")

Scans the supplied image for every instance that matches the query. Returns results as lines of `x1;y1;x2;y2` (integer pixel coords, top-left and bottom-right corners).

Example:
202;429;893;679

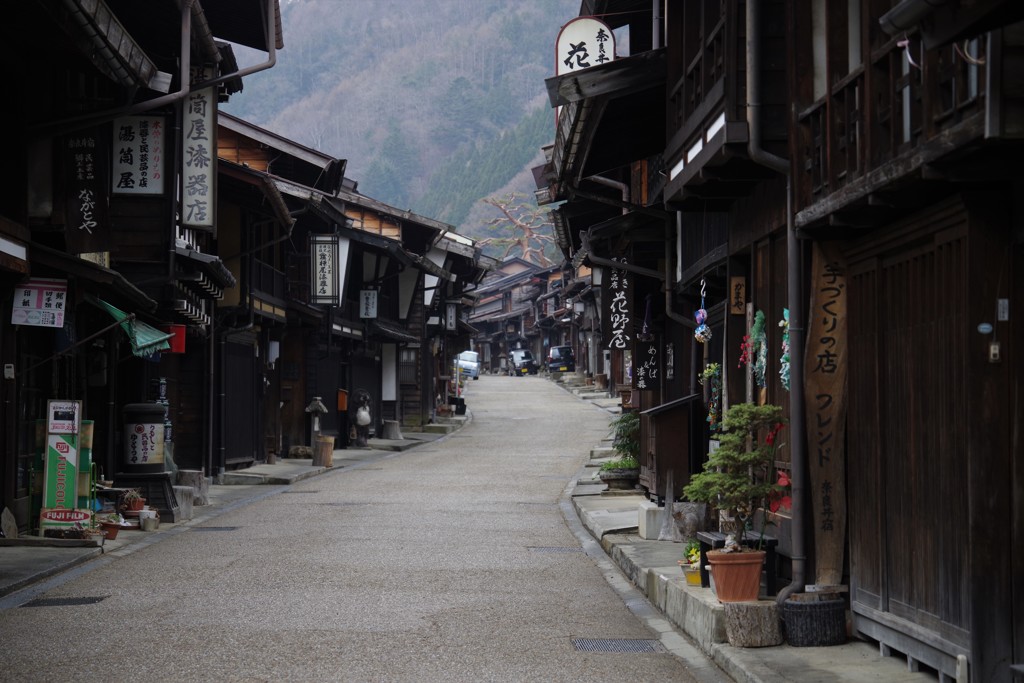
765;422;784;446
768;471;792;513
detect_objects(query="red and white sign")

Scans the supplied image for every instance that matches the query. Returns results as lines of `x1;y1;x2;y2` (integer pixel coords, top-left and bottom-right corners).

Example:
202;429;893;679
11;278;67;328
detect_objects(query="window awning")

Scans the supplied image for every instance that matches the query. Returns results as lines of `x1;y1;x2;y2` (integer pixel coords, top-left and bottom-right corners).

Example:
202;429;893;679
91;297;173;357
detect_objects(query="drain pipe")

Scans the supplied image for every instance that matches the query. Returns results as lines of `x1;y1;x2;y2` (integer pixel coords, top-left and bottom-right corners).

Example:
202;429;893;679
746;0;807;605
31;0;277;138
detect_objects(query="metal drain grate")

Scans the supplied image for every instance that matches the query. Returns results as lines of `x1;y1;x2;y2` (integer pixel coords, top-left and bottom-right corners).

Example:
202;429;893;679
319;502;362;507
529;546;584;553
572;638;664;653
191;526;239;532
22;596;108;608
283;490;319;494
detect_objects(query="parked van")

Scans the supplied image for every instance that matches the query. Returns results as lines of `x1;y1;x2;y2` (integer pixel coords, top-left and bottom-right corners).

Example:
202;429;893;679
456;350;480;379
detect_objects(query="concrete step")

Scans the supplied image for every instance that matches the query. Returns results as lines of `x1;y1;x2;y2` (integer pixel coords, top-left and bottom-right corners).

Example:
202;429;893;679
590;446;616;460
423;423;457;434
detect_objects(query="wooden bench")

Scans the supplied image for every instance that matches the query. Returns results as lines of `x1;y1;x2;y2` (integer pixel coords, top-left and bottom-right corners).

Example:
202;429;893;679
697;530;779;596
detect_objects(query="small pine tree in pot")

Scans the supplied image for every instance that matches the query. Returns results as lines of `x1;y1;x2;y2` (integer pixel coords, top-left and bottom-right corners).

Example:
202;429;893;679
683;402;785;542
683;402;786;602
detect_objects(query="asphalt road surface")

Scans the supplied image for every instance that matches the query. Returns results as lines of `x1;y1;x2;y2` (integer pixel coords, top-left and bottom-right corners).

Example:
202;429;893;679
0;375;716;682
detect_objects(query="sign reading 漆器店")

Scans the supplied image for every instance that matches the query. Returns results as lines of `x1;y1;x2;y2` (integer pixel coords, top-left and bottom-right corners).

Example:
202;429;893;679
182;66;217;229
112;116;165;195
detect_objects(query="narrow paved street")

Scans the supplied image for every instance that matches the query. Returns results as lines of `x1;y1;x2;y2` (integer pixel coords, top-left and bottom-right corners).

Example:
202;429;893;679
0;375;714;682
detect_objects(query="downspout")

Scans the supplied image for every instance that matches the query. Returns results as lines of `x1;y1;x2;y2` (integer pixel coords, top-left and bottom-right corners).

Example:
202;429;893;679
745;0;807;604
652;0;663;50
31;0;278;137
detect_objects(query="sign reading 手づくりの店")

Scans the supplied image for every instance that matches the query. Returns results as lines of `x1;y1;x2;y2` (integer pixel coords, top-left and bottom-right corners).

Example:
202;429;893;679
11;278;67;328
112;116;165;195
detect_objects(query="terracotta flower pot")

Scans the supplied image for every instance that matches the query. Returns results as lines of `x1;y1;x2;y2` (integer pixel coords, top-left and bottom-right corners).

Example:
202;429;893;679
100;522;120;540
708;549;765;602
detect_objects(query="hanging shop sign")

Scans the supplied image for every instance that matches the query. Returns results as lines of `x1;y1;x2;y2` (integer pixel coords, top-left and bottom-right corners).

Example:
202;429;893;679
604;258;631;350
360;290;378;319
804;241;848;587
11;278;67;328
310;234;351;306
182;66;217;229
64;128;110;254
446;303;457;331
633;337;661;390
556;16;615;76
112;116;165;195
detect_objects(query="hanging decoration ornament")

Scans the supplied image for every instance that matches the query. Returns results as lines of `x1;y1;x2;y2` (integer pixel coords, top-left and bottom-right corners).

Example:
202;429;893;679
778;308;790;391
694;278;712;344
698;362;721;431
751;310;767;388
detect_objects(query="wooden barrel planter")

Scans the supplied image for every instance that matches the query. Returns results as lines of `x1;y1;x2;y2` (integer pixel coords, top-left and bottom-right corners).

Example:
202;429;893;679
781;597;847;646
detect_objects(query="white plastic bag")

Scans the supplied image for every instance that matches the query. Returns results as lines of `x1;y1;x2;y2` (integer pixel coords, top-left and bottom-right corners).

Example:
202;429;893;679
355;406;371;426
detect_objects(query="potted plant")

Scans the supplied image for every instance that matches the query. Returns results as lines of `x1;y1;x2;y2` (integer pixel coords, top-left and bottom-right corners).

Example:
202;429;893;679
678;539;703;586
120;488;146;512
683;402;786;602
598;455;640;490
598;412;640;490
98;513;127;540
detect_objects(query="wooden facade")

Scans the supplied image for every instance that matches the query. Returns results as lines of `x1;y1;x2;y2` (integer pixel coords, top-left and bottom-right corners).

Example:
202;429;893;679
542;0;1023;678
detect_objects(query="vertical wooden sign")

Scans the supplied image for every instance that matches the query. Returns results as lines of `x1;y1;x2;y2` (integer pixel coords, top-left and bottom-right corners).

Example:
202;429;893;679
804;242;848;586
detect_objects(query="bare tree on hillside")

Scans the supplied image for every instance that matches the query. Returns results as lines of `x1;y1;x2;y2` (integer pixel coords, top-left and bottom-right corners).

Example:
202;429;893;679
477;192;556;266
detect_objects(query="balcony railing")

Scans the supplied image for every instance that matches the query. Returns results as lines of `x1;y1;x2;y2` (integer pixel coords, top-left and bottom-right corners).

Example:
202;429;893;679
796;37;987;210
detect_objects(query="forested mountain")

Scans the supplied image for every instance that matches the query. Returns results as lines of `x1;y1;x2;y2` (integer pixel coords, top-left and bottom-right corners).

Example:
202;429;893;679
224;0;579;250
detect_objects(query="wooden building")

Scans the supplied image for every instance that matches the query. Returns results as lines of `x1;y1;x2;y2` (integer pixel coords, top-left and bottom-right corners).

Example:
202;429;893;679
540;0;1024;678
0;0;282;527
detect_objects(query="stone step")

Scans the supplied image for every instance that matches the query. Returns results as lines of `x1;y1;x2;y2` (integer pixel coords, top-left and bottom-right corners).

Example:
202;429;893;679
423;423;457;434
590;446;616;460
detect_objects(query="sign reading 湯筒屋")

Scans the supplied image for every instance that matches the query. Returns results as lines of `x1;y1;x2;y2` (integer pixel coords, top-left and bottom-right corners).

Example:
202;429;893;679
182;66;217;229
112;116;165;195
804;241;848;587
11;278;67;328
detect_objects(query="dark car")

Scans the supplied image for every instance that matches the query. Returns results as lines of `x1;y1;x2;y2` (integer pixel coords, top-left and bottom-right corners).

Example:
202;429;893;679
508;349;538;376
546;345;576;373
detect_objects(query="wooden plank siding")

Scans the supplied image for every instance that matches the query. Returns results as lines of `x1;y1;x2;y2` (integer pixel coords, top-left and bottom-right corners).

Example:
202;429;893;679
217;129;272;172
843;197;1018;677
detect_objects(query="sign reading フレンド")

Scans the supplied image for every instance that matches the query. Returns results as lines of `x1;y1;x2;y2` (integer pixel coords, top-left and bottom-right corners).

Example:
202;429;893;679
804;242;848;586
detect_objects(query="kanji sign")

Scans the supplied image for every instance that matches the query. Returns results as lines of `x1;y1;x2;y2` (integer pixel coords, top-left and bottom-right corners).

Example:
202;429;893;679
182;66;217;229
112;116;165;195
556;17;615;76
11;278;67;328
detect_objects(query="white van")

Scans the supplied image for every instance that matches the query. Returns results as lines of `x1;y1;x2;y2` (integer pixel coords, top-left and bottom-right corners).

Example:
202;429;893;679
456;350;480;379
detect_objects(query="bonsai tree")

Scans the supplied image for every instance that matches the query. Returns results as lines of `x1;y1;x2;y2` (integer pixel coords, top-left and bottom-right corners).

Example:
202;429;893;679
682;402;785;547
